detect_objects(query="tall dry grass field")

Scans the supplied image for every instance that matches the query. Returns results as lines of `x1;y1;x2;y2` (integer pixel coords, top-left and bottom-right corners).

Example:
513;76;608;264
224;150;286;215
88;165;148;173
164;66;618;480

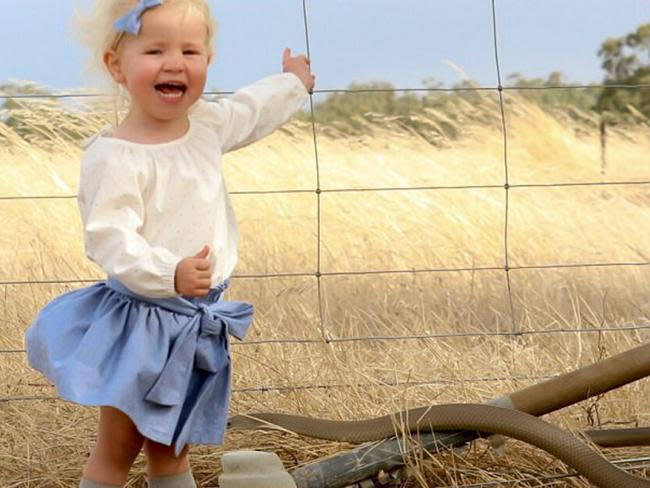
1;90;649;487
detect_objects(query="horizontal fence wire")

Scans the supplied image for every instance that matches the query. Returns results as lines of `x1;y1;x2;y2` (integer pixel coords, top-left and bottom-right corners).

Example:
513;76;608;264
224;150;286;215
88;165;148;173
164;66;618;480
1;261;650;287
0;374;566;403
2;179;650;201
2;83;650;100
2;320;649;355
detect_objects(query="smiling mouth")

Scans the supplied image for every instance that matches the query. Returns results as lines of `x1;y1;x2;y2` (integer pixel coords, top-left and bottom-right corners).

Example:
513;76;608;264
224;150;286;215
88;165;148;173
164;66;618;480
155;83;187;98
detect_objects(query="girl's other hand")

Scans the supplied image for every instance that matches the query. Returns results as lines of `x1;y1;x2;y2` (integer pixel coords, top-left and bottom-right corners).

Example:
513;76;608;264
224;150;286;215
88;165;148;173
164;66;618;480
283;47;316;94
174;245;213;297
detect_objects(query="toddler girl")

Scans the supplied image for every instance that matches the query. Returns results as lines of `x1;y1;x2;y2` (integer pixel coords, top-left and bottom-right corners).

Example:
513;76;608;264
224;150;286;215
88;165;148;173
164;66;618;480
25;0;315;487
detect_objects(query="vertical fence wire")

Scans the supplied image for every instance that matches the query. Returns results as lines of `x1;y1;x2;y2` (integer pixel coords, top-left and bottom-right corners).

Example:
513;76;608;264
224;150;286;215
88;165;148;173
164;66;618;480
300;0;328;344
490;0;519;336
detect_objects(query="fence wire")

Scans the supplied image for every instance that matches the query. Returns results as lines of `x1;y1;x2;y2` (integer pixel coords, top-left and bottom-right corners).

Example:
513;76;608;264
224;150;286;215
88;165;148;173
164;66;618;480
2;83;650;100
1;373;560;403
1;1;650;486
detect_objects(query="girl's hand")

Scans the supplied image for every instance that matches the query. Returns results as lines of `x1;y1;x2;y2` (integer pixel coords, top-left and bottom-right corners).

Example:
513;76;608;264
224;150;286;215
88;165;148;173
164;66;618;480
174;245;214;297
283;48;316;94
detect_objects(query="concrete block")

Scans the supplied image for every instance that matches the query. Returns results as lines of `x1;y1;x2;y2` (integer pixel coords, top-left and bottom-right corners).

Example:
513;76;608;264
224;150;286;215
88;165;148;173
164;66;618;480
219;450;296;488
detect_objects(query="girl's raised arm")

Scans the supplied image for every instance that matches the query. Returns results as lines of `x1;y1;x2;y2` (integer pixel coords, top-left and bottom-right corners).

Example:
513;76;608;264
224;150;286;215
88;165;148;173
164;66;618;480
199;71;310;154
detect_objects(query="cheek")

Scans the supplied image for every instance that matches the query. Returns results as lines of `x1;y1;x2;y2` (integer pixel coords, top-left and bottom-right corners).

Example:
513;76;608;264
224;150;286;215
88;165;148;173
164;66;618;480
190;64;208;89
128;61;158;89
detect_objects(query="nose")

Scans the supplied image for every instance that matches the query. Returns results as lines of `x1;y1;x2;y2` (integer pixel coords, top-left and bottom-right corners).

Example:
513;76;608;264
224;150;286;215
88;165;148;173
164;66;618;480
163;51;184;71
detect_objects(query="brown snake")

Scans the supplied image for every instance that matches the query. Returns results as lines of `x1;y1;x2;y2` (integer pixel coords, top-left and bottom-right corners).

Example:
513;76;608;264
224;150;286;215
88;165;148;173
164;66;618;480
228;403;650;488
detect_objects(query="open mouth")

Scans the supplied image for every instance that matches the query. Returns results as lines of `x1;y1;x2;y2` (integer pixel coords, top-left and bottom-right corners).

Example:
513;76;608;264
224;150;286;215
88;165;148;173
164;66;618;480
155;82;187;99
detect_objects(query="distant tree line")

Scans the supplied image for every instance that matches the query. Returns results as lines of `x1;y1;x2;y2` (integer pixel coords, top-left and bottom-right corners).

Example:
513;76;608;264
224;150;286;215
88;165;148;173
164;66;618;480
1;22;648;145
307;22;650;130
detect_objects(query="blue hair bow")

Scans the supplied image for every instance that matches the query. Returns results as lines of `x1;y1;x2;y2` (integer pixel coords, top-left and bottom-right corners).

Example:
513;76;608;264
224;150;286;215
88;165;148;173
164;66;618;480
114;0;164;35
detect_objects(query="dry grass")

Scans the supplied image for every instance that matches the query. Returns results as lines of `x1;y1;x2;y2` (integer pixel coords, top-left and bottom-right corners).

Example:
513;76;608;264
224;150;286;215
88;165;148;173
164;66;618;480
1;91;649;487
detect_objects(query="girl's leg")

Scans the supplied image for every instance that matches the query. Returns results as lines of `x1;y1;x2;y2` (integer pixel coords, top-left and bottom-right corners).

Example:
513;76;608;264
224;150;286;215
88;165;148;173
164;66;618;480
144;440;196;487
143;439;190;477
82;406;145;486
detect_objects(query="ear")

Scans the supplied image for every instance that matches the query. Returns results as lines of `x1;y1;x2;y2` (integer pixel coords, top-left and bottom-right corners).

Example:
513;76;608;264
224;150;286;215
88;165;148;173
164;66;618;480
103;49;126;84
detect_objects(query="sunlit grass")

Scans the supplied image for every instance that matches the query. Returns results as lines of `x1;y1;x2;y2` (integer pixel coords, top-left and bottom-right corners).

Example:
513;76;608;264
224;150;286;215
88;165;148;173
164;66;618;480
1;92;649;487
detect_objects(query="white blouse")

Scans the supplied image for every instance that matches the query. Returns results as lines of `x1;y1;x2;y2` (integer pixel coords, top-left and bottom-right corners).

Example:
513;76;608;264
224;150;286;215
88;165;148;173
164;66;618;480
78;72;309;298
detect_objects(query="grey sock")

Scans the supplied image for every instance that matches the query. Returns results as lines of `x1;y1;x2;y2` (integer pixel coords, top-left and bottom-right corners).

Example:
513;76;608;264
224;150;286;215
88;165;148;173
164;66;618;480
148;470;197;488
79;479;121;488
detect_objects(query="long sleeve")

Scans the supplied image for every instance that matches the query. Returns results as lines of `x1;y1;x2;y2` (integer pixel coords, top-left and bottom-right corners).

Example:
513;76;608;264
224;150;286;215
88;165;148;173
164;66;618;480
197;72;309;153
77;149;181;298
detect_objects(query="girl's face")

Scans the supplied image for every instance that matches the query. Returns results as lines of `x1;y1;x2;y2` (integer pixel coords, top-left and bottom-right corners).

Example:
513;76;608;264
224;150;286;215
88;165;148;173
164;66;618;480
108;4;210;125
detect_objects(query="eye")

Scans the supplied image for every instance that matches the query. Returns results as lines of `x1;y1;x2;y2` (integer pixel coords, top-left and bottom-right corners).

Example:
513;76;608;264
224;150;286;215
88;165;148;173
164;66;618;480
146;49;162;55
184;50;200;55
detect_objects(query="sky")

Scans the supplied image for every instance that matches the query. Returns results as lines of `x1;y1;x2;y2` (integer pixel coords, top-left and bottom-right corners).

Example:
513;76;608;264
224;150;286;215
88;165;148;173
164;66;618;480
0;0;648;95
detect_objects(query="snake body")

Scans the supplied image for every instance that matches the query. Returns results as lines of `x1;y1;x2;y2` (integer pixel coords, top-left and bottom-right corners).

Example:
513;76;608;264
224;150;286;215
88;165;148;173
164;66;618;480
228;403;650;488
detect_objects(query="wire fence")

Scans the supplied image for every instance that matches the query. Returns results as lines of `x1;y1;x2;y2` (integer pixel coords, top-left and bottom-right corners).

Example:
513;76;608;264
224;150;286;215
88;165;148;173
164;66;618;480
2;0;650;485
2;0;649;402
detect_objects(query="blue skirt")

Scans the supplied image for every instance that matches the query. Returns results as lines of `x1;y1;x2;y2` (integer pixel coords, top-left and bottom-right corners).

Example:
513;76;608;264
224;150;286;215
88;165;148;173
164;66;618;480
25;277;253;457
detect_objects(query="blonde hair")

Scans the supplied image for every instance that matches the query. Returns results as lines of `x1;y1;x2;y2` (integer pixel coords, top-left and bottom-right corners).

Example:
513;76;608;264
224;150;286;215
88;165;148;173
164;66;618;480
73;0;217;88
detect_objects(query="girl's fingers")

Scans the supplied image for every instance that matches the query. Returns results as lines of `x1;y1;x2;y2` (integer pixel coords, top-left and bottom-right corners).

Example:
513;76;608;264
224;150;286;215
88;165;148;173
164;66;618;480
284;51;311;66
194;268;209;277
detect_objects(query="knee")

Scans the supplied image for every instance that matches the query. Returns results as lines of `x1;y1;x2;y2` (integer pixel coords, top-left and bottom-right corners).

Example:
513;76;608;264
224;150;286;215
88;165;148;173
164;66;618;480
103;435;144;467
144;439;191;476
